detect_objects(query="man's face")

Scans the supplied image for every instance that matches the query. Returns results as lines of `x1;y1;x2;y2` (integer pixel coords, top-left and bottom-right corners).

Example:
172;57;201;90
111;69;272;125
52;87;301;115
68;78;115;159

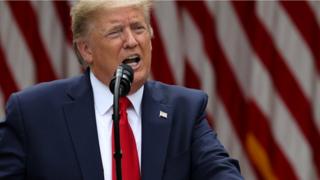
79;6;152;94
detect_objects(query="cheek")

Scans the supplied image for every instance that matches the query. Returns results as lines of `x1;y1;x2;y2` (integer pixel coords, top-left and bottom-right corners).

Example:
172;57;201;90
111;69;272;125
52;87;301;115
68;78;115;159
149;38;152;51
145;43;152;66
142;39;152;58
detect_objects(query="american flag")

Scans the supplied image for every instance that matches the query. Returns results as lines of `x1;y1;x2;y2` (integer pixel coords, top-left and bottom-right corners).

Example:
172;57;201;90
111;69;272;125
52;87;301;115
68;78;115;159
0;1;319;179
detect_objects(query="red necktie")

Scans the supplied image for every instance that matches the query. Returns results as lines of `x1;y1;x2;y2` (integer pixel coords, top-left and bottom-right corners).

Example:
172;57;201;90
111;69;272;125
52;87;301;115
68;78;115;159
112;97;140;180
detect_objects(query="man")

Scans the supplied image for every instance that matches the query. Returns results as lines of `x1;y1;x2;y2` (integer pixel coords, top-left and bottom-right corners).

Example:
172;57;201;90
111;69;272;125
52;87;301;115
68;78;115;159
0;0;243;179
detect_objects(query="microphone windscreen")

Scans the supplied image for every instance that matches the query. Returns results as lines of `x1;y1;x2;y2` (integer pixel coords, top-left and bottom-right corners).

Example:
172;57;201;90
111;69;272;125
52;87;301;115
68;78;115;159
109;64;134;96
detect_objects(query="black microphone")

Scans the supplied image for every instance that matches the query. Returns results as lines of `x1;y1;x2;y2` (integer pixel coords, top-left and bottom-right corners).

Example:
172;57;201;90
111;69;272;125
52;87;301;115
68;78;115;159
108;63;134;180
109;64;134;96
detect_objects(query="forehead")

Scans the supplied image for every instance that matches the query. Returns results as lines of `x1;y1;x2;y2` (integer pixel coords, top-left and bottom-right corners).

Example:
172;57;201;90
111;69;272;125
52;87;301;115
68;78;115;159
95;6;146;25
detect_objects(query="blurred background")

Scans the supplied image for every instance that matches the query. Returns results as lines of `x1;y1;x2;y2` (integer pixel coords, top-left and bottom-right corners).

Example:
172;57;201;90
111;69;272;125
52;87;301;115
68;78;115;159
0;1;320;179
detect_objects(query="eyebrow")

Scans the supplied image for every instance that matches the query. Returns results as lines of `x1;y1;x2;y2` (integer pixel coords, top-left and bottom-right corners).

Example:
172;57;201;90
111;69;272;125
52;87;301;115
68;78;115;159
103;23;123;33
109;24;123;30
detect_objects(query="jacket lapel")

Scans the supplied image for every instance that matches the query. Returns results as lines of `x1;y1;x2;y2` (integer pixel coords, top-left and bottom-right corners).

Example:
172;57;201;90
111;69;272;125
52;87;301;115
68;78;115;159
141;82;173;180
63;70;104;180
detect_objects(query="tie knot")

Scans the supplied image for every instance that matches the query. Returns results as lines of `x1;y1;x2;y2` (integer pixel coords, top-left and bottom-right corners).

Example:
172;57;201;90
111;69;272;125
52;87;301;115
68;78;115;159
119;97;131;112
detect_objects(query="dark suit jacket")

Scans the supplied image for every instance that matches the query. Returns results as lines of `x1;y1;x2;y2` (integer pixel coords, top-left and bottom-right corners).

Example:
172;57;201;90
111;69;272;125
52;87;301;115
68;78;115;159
0;70;243;180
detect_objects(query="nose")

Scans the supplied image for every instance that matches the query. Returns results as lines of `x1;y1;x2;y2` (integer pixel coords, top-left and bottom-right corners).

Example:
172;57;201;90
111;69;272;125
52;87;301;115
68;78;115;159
123;29;138;49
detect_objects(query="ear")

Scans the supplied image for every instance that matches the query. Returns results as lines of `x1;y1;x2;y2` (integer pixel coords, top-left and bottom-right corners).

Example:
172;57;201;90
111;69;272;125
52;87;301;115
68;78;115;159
149;26;153;51
150;40;152;51
76;40;93;64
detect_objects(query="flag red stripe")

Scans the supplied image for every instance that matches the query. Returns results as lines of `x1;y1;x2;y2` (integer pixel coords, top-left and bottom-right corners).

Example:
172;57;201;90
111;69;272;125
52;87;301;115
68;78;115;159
184;60;201;89
0;45;19;102
1;2;319;179
280;1;320;75
177;2;298;179
248;101;297;180
177;0;253;174
7;1;57;82
152;10;216;129
184;59;214;127
53;1;73;45
150;14;176;85
232;1;320;175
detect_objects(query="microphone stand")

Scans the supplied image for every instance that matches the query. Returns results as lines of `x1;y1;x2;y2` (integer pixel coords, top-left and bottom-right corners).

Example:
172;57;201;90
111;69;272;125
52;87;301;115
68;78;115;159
110;64;133;180
112;71;123;180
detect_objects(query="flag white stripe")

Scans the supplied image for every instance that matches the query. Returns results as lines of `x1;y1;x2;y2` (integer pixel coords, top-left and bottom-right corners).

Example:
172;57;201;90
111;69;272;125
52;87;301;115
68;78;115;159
257;0;320;143
273;93;318;180
314;81;320;132
181;9;217;118
257;1;314;100
252;55;318;180
31;1;65;78
49;2;81;78
300;1;320;133
1;2;319;179
0;2;35;89
212;1;253;94
215;98;257;180
153;2;184;85
308;1;320;27
185;2;256;178
179;5;253;178
211;1;317;179
64;47;81;77
253;3;319;177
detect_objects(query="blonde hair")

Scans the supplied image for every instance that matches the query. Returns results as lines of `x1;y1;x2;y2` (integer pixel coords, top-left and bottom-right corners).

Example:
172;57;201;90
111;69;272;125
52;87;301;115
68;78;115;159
70;0;153;66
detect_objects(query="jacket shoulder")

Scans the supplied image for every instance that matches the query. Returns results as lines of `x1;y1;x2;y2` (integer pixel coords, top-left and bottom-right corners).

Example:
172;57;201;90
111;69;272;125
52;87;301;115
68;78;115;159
145;81;208;106
10;75;84;104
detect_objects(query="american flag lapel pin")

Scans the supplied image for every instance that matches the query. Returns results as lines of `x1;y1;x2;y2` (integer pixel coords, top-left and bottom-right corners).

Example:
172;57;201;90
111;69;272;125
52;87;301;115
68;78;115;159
159;111;168;119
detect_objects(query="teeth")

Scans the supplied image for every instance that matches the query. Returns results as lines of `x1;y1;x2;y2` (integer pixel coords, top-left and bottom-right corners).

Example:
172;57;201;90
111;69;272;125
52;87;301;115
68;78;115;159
127;62;138;66
123;54;140;66
126;54;139;60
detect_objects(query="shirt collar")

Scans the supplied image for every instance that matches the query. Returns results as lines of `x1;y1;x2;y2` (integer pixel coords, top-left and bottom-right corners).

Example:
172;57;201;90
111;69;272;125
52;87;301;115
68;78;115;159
90;71;144;117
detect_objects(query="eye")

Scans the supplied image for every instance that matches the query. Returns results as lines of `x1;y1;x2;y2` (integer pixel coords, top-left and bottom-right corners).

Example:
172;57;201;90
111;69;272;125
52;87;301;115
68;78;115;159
107;27;123;38
132;24;146;34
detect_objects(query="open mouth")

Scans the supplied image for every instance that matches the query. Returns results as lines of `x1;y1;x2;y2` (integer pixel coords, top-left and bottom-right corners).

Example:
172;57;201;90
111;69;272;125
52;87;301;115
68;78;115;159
122;54;141;68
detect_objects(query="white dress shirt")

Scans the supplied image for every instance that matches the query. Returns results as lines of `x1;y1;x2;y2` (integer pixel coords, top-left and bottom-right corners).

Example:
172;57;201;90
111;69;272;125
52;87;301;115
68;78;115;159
90;71;143;180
